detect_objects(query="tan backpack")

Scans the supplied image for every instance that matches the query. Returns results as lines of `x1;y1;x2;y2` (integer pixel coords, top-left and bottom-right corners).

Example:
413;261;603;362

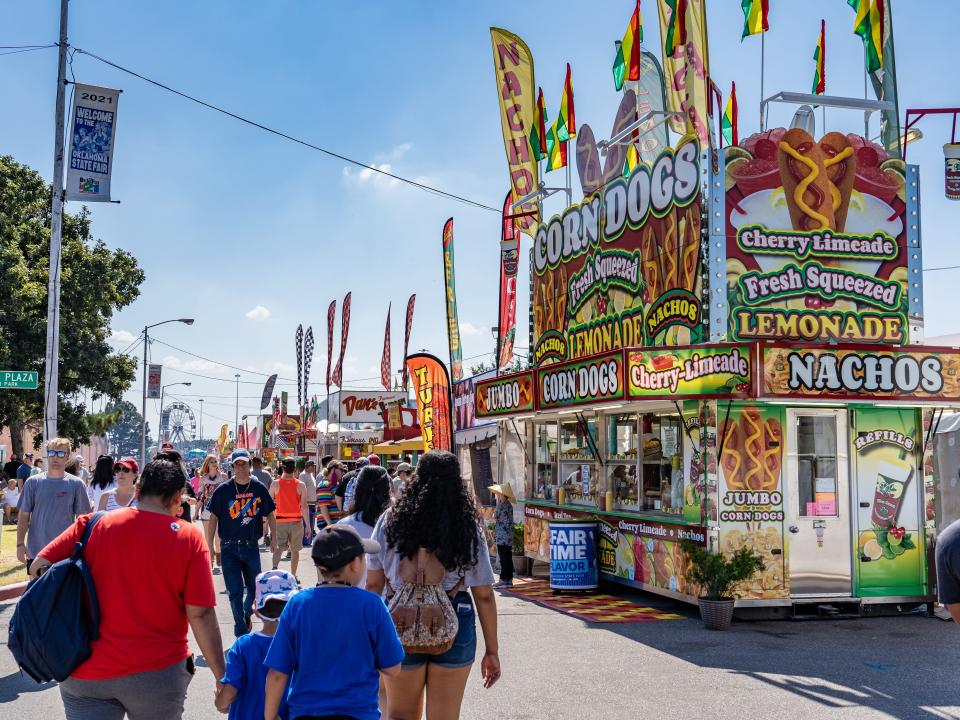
388;548;462;655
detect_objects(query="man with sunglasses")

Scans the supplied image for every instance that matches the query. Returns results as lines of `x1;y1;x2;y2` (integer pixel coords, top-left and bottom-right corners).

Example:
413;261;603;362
16;437;92;567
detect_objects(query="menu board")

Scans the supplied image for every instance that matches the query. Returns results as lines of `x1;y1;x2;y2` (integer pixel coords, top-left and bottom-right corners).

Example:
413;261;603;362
725;129;909;345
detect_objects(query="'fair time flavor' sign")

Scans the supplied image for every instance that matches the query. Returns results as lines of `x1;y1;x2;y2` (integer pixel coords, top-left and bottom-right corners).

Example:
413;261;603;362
474;371;535;418
537;351;624;410
532;137;703;366
762;345;960;401
627;344;752;399
725;129;909;345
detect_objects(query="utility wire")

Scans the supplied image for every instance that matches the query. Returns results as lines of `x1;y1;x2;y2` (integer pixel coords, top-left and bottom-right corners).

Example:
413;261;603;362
72;47;500;214
0;44;55;57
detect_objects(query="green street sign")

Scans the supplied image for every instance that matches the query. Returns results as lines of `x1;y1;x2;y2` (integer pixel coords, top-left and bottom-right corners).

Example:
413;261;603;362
0;371;39;390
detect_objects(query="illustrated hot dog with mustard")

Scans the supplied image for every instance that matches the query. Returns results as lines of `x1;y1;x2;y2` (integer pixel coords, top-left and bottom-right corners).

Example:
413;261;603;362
819;131;857;233
777;128;835;231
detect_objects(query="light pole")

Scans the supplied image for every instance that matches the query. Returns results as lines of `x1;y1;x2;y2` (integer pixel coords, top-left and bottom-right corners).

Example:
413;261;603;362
141;318;194;467
159;382;192;444
198;399;204;443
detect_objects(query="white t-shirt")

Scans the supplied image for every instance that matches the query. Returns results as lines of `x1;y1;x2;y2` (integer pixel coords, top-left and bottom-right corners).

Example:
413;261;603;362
88;480;117;510
368;508;495;593
3;488;19;507
337;513;375;588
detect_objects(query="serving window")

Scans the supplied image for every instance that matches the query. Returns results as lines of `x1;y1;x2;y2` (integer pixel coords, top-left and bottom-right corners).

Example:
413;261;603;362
638;411;689;515
558;416;601;507
606;413;640;511
533;421;558;501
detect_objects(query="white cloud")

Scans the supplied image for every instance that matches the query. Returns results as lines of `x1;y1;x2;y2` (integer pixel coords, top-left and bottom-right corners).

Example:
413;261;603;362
460;322;482;336
390;143;413;160
341;144;421;190
245;305;271;321
108;329;137;346
159;354;222;374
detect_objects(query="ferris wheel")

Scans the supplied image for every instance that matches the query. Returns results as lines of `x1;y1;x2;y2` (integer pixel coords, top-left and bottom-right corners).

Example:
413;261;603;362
161;401;197;446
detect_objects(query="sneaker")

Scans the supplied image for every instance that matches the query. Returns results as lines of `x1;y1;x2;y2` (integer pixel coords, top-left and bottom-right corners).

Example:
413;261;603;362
493;580;513;589
283;551;292;561
212;567;221;575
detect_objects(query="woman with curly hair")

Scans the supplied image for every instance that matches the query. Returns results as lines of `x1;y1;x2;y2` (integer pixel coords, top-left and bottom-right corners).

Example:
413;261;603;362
367;450;500;719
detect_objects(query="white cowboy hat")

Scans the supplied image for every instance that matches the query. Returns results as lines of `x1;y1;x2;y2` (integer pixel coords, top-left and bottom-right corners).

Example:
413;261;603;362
488;482;516;502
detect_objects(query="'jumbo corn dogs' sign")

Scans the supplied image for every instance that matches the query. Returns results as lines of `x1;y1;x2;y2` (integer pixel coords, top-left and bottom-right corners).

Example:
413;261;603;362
761;345;960;402
532;137;703;366
725;129;910;345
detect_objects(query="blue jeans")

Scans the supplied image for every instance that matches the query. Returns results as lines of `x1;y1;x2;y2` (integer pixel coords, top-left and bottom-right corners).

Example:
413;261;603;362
220;540;261;637
401;592;477;669
304;504;316;544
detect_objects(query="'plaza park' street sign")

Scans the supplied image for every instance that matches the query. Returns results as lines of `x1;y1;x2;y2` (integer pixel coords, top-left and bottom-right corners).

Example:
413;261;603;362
0;371;39;390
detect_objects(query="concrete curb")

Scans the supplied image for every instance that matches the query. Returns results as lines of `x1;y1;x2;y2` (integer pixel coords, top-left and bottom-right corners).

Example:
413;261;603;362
0;581;28;601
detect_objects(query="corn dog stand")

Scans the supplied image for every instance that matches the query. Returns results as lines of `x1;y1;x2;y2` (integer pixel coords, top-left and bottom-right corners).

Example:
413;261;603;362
475;130;960;614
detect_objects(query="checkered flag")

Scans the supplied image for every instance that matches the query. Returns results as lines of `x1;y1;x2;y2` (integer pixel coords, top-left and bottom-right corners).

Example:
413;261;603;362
295;324;304;407
303;326;315;404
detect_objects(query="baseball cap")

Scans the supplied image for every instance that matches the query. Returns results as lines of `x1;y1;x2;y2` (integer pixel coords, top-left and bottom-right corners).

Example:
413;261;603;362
355;457;370;468
231;449;251;465
305;459;316;468
396;462;413;474
254;570;298;614
114;457;139;474
367;454;381;466
311;525;380;571
160;442;175;451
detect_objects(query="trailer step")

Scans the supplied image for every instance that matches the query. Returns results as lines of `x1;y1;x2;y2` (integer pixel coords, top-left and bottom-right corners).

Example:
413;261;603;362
791;600;862;619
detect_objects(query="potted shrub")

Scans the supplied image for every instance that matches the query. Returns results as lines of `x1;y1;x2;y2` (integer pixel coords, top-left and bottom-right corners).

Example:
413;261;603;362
681;540;765;630
512;523;529;576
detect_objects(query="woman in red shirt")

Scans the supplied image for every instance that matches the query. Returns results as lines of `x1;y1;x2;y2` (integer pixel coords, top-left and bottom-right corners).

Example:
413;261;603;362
31;454;225;720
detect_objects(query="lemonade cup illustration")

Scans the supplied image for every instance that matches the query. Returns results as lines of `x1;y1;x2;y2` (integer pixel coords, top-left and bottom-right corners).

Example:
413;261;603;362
870;460;913;528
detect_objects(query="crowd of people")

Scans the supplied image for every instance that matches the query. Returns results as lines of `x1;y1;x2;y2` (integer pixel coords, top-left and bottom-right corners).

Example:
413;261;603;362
7;439;516;720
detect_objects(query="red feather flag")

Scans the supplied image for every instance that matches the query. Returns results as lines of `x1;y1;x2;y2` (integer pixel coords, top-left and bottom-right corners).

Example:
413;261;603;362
331;292;351;388
380;303;392;391
401;294;416;390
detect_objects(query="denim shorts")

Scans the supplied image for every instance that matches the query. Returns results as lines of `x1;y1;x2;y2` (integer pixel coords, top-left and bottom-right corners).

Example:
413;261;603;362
401;591;476;670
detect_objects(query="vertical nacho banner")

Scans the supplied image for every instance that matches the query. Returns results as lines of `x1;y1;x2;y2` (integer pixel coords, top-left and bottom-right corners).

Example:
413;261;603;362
332;292;351;387
66;84;121;202
401;294;416;390
442;219;463;382
498;191;520;371
406;353;454;453
656;0;710;144
490;27;540;236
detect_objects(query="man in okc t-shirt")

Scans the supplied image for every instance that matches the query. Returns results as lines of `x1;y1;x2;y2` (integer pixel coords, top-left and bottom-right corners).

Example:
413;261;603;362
207;449;277;637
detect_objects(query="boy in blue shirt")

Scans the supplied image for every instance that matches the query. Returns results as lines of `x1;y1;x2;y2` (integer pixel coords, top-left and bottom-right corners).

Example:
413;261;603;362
264;525;404;720
216;569;298;720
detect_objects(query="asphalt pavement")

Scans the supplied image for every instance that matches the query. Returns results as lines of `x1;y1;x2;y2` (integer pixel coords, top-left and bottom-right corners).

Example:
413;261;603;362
1;543;958;719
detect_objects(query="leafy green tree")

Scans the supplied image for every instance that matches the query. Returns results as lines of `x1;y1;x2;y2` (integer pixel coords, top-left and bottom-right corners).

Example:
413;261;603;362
105;400;151;458
0;155;144;454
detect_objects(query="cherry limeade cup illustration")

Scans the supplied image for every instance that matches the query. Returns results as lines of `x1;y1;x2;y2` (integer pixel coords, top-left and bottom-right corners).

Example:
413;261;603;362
871;460;913;528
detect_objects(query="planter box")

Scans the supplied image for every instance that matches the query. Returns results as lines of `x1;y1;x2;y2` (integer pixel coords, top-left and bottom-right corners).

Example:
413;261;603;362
698;598;736;630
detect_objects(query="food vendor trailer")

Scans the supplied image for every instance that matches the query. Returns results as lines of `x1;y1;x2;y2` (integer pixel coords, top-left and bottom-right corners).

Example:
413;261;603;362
475;130;959;613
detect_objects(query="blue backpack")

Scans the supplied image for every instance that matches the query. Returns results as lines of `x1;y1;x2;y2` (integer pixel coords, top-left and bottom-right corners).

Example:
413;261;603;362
8;512;105;683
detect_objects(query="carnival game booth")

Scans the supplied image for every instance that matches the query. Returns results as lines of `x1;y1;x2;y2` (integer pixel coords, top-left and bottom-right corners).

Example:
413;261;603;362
476;343;960;612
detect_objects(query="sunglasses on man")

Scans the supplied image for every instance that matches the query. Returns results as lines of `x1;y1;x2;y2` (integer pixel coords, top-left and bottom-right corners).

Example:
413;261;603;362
47;450;69;458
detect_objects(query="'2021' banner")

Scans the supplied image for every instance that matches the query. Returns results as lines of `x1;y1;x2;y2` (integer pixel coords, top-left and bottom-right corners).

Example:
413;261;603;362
66;84;120;202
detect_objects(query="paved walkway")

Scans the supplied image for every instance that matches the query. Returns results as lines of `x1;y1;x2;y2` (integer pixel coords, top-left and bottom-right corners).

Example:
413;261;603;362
1;543;958;719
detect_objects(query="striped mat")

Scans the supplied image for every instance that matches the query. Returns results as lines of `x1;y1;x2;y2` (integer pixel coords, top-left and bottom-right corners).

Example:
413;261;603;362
500;577;686;623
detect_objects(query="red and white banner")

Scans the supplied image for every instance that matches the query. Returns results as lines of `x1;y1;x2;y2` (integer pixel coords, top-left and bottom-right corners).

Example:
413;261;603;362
332;292;351;387
325;300;336;391
381;303;392;391
497;191;520;370
401;294;416;390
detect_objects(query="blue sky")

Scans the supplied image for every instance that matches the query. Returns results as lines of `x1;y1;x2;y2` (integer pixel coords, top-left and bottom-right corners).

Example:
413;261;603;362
1;1;957;439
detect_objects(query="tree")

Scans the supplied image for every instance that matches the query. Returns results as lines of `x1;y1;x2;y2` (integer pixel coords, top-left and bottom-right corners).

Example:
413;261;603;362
105;401;151;458
0;155;144;453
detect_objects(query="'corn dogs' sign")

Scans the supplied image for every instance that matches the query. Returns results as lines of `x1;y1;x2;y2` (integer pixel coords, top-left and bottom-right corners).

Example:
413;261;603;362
537;351;625;410
532;137;703;366
725;128;910;345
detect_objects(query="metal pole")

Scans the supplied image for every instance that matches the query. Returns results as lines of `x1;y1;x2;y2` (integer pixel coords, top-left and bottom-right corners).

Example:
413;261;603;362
140;326;148;467
43;0;69;444
199;399;204;443
564;140;572;207
234;374;240;442
760;31;765;129
159;385;165;443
